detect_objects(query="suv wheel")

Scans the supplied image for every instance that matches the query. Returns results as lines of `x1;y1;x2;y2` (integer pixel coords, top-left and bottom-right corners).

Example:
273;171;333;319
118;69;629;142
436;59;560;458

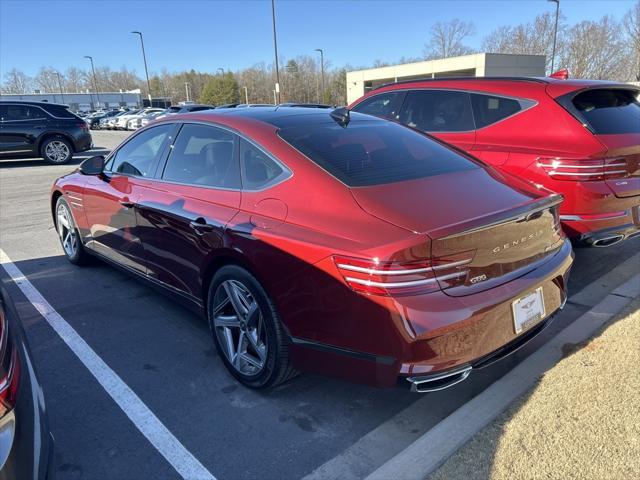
41;137;73;164
207;265;297;389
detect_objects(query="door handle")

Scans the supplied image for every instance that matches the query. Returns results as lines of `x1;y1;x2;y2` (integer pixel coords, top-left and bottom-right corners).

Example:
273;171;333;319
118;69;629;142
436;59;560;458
119;198;136;208
189;217;214;234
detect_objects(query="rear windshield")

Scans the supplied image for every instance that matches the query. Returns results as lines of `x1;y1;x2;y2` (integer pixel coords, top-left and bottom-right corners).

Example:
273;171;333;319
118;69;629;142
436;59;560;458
278;119;478;187
571;89;640;134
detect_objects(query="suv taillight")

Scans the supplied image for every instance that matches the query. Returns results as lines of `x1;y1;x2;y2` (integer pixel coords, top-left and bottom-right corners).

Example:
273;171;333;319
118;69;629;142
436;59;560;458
538;157;628;181
0;311;19;419
333;254;472;296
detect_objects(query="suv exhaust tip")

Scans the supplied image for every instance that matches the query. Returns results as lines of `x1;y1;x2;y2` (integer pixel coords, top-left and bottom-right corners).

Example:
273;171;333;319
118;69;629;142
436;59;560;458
406;366;472;393
589;234;625;247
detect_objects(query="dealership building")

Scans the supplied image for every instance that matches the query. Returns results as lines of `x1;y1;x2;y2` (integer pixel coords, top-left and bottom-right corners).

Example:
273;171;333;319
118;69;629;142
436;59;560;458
346;53;546;104
0;90;143;112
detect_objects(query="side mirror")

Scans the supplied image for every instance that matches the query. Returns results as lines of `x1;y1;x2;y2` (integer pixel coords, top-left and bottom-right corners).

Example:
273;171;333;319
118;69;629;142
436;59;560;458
80;155;105;175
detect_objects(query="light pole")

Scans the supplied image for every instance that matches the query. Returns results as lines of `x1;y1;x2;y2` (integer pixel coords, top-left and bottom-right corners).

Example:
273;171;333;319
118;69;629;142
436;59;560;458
84;56;101;109
271;0;281;104
548;0;560;73
243;86;249;104
55;71;65;104
185;82;190;102
314;49;325;104
132;31;153;106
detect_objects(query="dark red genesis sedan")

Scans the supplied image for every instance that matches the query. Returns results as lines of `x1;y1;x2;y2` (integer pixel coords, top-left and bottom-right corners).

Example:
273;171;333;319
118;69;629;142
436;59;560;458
350;77;640;247
51;107;573;392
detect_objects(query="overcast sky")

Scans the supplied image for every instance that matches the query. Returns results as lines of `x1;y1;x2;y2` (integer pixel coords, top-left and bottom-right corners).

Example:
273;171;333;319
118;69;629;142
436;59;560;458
0;0;635;76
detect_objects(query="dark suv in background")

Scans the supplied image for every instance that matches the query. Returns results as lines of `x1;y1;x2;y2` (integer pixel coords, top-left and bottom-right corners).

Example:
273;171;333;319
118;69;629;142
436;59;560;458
0;101;93;164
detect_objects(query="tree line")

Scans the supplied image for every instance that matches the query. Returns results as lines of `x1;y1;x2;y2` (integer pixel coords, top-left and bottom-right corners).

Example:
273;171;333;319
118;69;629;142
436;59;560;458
2;2;638;106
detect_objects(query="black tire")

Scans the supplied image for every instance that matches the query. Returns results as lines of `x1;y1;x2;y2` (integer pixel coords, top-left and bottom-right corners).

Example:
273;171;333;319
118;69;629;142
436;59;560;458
207;265;297;389
41;136;73;165
55;197;89;265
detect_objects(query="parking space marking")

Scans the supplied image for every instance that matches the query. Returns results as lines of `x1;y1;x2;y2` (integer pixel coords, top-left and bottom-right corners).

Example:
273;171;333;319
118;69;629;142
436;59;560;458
0;249;216;480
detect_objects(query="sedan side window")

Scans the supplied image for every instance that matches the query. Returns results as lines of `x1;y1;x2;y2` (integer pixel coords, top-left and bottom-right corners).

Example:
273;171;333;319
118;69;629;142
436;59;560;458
161;124;240;189
352;92;404;121
240;139;289;190
106;124;173;177
399;90;474;132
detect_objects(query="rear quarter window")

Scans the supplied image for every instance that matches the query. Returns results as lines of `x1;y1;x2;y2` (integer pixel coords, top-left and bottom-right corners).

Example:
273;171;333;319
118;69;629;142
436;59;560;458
278;118;478;187
470;94;529;128
570;89;640;134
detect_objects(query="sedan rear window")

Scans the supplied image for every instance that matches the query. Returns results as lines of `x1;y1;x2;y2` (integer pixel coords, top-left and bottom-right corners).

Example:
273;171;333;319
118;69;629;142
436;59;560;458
571;89;640;134
278;119;478;187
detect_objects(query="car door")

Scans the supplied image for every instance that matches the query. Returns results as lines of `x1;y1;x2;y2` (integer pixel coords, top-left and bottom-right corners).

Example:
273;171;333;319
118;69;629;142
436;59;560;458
82;123;177;273
0;104;49;156
397;89;476;152
135;123;241;300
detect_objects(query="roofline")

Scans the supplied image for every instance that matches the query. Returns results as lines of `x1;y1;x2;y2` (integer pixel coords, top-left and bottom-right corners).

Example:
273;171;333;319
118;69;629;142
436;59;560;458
371;76;550;92
0;100;70;107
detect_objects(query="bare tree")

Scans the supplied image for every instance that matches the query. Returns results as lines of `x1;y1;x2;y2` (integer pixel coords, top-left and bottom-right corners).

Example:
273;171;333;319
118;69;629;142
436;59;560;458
624;0;640;81
64;67;88;93
1;68;33;94
482;12;566;74
560;16;627;80
34;67;62;93
424;19;476;60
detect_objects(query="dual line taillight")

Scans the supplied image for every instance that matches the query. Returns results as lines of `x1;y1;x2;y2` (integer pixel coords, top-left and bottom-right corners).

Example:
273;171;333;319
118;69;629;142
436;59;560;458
333;254;472;296
538;157;629;181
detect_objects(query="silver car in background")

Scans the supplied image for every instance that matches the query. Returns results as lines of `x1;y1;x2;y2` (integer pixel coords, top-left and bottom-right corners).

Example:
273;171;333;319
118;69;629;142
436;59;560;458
127;109;166;130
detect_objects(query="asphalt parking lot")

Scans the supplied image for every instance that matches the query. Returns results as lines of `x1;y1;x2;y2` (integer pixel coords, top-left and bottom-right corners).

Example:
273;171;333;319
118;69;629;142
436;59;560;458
1;130;639;480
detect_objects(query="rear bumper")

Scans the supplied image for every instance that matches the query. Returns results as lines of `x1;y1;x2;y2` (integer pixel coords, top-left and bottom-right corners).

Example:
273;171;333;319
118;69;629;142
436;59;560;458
290;239;574;390
73;132;93;153
561;205;640;246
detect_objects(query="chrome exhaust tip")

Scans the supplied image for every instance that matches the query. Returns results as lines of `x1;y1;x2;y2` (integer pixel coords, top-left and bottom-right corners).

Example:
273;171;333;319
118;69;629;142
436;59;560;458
407;366;472;393
591;234;625;247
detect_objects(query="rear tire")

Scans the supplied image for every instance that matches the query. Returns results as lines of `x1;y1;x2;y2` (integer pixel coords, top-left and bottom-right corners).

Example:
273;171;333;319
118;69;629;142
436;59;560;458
41;136;73;164
55;197;89;265
207;265;297;389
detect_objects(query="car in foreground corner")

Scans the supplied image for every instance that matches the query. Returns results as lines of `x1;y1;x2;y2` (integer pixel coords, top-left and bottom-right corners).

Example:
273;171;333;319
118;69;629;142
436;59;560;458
0;101;92;164
350;77;640;247
50;107;572;392
0;286;53;479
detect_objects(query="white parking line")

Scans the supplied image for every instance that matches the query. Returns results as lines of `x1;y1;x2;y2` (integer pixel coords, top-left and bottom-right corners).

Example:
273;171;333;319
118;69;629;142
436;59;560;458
0;249;216;480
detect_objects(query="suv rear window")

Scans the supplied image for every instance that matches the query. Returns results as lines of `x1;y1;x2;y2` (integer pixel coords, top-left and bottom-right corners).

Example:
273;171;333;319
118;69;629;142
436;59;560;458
278;119;478;187
571;89;640;134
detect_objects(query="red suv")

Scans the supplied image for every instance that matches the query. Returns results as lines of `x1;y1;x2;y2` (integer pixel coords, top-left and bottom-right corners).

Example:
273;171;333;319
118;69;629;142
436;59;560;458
350;78;640;247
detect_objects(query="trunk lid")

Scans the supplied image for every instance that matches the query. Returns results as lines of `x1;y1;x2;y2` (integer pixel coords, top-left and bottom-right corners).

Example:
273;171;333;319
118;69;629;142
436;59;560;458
351;168;565;296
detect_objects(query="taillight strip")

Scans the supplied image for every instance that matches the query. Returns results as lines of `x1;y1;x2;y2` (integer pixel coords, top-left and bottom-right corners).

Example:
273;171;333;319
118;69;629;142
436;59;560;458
548;170;627;176
538;163;626;169
336;258;471;275
344;270;466;288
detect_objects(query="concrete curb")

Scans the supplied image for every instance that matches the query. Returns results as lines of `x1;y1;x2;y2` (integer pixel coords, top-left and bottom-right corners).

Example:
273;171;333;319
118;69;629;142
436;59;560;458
366;273;640;480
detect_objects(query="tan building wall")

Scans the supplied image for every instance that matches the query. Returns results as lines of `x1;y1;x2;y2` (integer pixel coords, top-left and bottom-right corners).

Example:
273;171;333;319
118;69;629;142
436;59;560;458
346;53;546;104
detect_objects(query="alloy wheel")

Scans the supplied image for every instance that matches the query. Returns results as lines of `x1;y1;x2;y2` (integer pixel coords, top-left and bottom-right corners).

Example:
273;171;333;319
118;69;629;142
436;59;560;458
45;140;70;163
57;203;78;258
212;280;268;376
